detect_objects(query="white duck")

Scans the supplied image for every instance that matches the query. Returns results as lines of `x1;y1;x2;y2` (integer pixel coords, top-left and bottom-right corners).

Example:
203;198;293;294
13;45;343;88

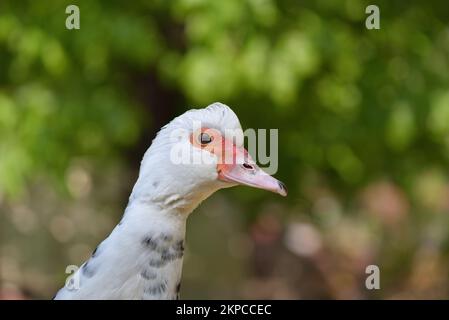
54;102;286;300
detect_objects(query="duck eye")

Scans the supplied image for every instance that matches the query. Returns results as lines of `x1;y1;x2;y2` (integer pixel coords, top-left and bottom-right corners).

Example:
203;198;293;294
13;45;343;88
200;132;213;144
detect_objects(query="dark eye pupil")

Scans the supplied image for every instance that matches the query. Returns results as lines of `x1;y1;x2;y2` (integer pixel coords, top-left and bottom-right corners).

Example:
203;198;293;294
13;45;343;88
200;133;212;144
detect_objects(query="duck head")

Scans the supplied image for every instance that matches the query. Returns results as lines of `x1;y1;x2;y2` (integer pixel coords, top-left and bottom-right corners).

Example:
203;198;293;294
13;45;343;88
132;102;287;213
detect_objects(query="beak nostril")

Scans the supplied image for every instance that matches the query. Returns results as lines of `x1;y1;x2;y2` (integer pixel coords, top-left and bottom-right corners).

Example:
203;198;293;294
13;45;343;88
242;163;253;170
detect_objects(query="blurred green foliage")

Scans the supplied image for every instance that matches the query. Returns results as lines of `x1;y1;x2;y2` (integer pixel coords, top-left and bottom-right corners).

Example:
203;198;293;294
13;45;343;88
1;0;449;198
1;0;449;299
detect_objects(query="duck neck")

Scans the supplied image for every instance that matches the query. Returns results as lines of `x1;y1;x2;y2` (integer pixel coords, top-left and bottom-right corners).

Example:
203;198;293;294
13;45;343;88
115;199;188;299
122;198;188;240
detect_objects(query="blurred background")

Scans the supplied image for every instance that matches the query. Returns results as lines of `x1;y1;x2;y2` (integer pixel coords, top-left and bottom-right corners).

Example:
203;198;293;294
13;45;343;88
1;0;449;299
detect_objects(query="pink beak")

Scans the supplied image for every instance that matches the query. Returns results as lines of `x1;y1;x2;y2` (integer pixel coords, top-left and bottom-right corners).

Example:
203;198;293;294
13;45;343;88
217;145;287;197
